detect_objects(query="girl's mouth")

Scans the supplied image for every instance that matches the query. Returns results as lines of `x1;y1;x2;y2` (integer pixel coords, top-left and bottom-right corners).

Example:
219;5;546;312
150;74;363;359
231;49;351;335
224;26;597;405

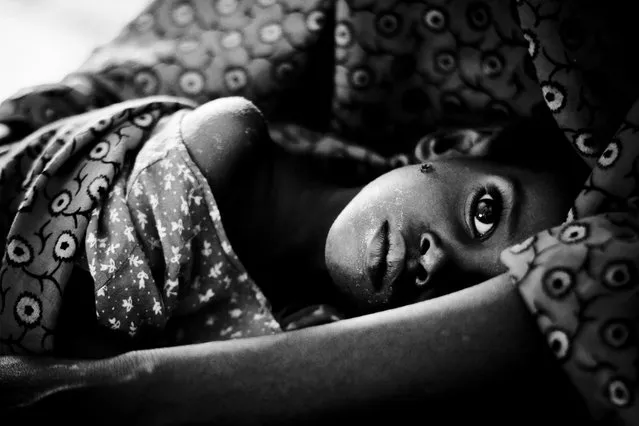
365;220;406;294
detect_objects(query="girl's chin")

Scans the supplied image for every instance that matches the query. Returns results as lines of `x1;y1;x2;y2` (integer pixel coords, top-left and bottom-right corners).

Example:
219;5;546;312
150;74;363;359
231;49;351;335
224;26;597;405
343;283;397;313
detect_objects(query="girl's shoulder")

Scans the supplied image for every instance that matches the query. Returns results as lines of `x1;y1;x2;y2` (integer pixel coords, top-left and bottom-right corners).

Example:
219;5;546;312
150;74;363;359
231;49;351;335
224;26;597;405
179;97;273;200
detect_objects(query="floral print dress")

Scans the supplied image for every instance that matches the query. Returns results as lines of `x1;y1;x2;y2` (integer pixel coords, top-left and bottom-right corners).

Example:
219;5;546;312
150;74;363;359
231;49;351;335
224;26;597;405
0;97;283;354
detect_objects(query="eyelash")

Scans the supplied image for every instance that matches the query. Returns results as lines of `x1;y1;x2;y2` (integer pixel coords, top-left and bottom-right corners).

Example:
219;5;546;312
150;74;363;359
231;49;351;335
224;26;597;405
467;184;504;241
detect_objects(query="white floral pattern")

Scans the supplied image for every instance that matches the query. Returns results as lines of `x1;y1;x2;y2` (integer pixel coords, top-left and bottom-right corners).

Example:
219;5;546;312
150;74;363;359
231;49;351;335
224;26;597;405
82;106;281;347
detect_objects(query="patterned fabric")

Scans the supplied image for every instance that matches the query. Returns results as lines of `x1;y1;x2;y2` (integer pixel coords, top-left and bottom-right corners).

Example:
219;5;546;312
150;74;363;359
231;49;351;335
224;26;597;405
89;109;281;345
497;2;639;424
502;213;639;424
0;0;542;161
515;0;639;170
0;97;286;354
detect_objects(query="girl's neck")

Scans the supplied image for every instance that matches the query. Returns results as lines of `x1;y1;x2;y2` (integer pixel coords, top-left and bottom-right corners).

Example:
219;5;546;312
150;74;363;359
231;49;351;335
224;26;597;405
268;174;358;275
221;147;361;313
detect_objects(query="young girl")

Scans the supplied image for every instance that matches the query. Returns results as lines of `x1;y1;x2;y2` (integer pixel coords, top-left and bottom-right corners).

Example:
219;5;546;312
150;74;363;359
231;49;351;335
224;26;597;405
0;95;585;359
2;1;639;424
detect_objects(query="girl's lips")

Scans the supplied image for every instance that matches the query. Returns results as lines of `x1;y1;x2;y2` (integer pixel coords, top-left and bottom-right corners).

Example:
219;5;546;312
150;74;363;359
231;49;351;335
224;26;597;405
365;220;406;293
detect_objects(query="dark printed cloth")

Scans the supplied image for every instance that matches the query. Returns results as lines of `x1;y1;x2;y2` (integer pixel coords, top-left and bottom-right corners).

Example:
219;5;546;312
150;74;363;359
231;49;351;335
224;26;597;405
1;0;639;423
0;97;284;354
500;2;639;423
0;0;542;161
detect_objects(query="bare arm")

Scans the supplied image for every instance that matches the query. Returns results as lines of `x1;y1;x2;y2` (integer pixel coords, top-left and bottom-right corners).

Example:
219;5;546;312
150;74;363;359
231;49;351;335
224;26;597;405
1;274;589;425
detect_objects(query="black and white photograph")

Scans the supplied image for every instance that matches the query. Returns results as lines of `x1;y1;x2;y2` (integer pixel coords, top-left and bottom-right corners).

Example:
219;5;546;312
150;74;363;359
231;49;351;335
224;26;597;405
0;1;637;424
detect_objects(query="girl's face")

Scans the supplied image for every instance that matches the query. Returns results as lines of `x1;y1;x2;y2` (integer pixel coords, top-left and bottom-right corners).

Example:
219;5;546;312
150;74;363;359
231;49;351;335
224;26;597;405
325;158;573;312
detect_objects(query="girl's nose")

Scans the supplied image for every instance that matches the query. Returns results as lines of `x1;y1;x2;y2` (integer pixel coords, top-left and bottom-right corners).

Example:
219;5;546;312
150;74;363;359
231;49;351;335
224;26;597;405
414;231;449;287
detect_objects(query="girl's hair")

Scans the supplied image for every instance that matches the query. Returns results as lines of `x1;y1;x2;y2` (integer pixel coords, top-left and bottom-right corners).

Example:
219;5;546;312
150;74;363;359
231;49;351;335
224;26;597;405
488;111;590;192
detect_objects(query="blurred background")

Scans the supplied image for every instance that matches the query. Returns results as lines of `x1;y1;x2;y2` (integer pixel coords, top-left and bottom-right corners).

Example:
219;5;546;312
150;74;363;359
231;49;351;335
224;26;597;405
0;0;151;100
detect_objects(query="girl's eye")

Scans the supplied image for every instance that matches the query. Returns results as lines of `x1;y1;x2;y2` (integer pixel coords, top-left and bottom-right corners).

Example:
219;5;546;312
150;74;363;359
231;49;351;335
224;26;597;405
472;192;500;239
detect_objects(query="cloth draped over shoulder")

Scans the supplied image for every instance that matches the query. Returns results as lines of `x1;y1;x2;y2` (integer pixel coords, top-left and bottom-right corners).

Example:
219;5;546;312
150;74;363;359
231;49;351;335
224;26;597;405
0;97;288;354
1;0;639;423
0;98;191;352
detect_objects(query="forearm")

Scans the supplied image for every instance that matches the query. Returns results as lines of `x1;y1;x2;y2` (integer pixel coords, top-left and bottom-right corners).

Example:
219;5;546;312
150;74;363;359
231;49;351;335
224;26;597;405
1;352;142;421
143;273;580;425
1;274;585;425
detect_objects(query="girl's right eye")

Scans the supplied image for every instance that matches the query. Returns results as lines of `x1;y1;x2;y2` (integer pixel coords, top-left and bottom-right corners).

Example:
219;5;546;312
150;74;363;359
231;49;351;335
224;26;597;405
474;193;497;236
468;187;502;240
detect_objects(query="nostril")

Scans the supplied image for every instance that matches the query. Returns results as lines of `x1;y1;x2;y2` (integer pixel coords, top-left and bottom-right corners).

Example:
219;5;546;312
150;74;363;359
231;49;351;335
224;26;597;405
416;264;428;286
420;235;430;255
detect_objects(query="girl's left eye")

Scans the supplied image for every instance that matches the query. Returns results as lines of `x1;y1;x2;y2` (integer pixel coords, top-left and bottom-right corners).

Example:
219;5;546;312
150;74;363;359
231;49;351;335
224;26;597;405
471;192;500;239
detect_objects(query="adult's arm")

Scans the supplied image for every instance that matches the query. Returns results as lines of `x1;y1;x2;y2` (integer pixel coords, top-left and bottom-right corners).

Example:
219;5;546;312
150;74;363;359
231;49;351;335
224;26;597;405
1;274;589;425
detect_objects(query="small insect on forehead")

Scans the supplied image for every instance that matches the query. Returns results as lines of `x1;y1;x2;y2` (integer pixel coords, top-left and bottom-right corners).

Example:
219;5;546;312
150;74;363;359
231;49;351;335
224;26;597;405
420;163;434;174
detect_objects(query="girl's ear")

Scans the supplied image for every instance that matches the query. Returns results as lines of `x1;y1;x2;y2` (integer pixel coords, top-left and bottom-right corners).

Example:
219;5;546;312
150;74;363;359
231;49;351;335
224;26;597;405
413;126;503;162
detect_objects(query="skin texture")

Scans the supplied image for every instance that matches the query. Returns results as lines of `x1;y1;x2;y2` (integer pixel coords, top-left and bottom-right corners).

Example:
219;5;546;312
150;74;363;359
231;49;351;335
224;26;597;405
180;98;361;315
325;158;576;312
2;274;592;426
